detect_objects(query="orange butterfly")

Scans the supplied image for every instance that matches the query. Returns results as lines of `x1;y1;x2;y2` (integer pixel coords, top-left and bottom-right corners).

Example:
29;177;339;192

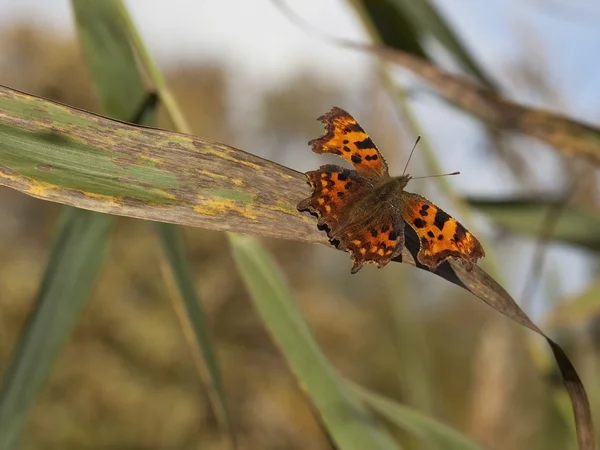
297;107;484;274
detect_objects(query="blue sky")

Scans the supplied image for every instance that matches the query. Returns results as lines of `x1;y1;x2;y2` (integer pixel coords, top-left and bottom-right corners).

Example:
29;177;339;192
2;0;599;314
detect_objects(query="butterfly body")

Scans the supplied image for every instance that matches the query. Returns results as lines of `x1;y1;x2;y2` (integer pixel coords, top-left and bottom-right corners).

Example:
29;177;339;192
298;107;484;274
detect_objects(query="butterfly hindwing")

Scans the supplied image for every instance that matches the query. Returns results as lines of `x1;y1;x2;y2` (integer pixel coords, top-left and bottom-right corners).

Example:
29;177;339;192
298;164;404;273
297;164;370;235
338;212;405;274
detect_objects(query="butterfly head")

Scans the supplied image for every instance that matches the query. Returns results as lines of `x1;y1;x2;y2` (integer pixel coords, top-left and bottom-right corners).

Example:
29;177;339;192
373;174;411;200
392;174;412;190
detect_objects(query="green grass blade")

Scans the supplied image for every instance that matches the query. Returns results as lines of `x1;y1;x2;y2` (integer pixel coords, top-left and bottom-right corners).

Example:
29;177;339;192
72;0;147;120
0;208;114;450
157;223;235;443
349;382;484;450
72;0;236;443
229;233;401;450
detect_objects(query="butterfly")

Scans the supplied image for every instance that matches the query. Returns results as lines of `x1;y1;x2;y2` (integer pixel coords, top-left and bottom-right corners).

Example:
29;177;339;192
297;107;485;274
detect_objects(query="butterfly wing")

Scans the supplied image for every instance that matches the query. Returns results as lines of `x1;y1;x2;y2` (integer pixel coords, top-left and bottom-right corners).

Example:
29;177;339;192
340;212;405;274
297;164;369;235
309;107;389;177
400;192;484;270
297;164;404;273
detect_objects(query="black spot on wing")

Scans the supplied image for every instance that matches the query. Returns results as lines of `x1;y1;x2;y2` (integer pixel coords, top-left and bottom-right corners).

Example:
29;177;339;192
413;218;426;228
453;223;467;243
354;137;375;149
434;209;450;231
337;191;345;198
351;154;362;164
337;171;348;181
343;122;362;134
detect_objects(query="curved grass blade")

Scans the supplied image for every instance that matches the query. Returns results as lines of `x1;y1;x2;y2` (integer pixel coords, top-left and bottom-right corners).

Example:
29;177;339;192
393;223;595;449
349;382;484;450
0;208;114;450
71;0;236;443
229;233;401;450
416;257;595;450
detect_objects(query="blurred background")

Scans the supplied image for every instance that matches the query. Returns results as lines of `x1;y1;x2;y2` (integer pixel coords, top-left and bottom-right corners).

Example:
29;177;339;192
1;1;600;449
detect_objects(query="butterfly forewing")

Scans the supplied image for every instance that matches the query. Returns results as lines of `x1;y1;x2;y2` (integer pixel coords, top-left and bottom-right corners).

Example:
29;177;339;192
308;107;389;177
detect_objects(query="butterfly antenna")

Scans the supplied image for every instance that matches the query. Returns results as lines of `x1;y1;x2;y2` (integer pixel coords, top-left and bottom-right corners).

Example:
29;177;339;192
402;136;421;176
411;172;460;180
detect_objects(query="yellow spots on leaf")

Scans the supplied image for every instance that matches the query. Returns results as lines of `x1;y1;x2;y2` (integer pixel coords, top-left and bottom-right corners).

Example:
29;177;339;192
195;171;244;188
0;171;22;185
27;180;57;198
139;154;164;167
0;173;128;209
194;198;257;220
0;171;53;199
80;191;123;206
263;201;300;216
